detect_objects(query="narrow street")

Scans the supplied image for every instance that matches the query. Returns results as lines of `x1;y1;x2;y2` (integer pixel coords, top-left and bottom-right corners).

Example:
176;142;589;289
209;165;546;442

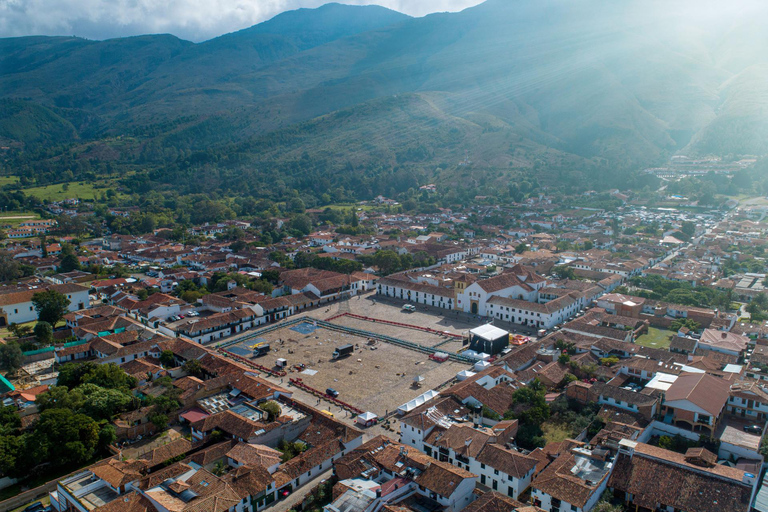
265;470;332;512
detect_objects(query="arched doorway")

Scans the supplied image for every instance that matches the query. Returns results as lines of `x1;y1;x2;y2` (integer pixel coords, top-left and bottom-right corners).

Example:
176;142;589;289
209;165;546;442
471;302;478;315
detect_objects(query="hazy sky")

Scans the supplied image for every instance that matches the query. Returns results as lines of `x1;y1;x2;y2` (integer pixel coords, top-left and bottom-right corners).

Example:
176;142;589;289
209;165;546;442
0;0;484;42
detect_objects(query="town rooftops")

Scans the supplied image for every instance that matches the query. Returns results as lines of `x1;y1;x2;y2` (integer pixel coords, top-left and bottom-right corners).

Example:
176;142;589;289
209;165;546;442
664;372;732;416
608;440;754;512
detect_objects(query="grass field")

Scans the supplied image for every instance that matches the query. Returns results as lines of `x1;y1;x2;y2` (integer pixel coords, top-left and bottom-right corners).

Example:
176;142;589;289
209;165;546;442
635;327;675;349
24;182;106;201
0;211;41;228
542;421;572;444
0;176;20;187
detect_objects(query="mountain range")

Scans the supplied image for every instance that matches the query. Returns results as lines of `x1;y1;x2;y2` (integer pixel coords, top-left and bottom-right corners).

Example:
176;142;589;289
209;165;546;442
1;0;767;199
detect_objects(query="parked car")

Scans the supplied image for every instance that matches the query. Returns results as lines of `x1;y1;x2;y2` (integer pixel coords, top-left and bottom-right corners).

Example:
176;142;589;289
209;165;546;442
279;490;291;499
326;388;340;398
744;425;763;434
23;502;44;512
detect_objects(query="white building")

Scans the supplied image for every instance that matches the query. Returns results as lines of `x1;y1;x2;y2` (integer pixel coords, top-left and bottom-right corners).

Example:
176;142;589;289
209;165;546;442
0;284;90;325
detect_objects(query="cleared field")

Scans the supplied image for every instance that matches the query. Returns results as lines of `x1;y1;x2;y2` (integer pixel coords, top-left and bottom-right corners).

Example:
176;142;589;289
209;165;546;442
24;182;107;201
0;176;20;187
233;322;470;415
0;212;41;227
635;327;674;349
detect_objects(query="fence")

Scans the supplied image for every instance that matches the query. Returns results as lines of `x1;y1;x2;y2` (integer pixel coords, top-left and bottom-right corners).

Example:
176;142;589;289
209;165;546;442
289;378;364;415
217;316;474;364
326;312;465;339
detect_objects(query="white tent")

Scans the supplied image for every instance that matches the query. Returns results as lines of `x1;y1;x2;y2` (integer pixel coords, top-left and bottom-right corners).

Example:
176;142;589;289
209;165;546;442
356;411;378;426
397;390;438;415
457;370;476;381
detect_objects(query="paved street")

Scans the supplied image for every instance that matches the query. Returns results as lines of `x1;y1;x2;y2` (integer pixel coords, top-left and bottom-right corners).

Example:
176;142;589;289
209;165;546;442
265;469;332;512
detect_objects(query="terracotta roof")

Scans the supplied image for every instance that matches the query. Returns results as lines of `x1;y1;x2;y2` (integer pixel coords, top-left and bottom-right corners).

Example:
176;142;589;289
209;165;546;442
608;442;752;512
95;491;156;512
225;443;282;469
139;439;194;467
91;459;146;488
664;372;732;416
462;491;541;512
476;444;537;479
414;458;476;498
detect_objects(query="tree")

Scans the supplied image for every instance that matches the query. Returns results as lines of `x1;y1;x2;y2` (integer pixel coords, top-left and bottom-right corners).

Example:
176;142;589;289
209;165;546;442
0;405;21;433
0;434;27;478
593;499;623;512
373;250;401;275
30;409;99;467
34;321;54;345
7;323;33;339
160;350;176;367
552;265;576;280
36;386;86;412
136;289;149;301
81;363;137;391
290;214;312;236
32;289;70;325
148;412;168;431
57;362;136;391
261;401;281;422
58;246;81;273
515;243;527;254
182;359;204;378
670;318;700;333
78;384;134;420
0;251;23;282
98;424;117;451
0;341;23;374
680;221;696;238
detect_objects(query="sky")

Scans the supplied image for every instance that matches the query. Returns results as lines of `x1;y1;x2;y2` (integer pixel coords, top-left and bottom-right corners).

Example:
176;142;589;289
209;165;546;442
0;0;484;42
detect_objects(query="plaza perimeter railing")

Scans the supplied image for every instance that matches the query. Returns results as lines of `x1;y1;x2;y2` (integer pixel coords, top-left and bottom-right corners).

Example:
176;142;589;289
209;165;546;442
218;316;474;364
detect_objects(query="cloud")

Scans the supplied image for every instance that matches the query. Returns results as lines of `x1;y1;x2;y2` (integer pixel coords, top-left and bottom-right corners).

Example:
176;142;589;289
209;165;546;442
0;0;483;42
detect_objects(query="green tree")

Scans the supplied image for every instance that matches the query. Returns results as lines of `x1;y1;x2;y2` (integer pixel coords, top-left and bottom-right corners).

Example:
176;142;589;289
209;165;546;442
0;251;24;282
182;359;204;378
0;341;23;374
160;350;176;367
81;363;137;391
7;323;33;339
261;401;282;422
36;386;86;412
552;265;576;280
515;243;527;254
670;318;700;332
680;221;696;238
98;424;117;451
0;405;21;433
58;247;81;273
149;412;168;430
30;409;99;467
290;214;312;236
33;321;54;345
32;289;71;325
373;250;401;275
78;384;134;420
0;434;27;478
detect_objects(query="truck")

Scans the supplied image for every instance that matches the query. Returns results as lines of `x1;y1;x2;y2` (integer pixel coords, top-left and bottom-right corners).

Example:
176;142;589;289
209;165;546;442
402;304;416;312
332;344;354;360
253;344;271;357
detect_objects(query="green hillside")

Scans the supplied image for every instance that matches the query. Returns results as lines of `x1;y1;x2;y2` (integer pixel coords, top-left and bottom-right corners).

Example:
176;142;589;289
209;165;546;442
1;0;767;204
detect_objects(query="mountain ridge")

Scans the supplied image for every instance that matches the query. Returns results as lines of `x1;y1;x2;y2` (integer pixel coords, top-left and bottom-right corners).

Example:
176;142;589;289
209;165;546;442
1;0;767;202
